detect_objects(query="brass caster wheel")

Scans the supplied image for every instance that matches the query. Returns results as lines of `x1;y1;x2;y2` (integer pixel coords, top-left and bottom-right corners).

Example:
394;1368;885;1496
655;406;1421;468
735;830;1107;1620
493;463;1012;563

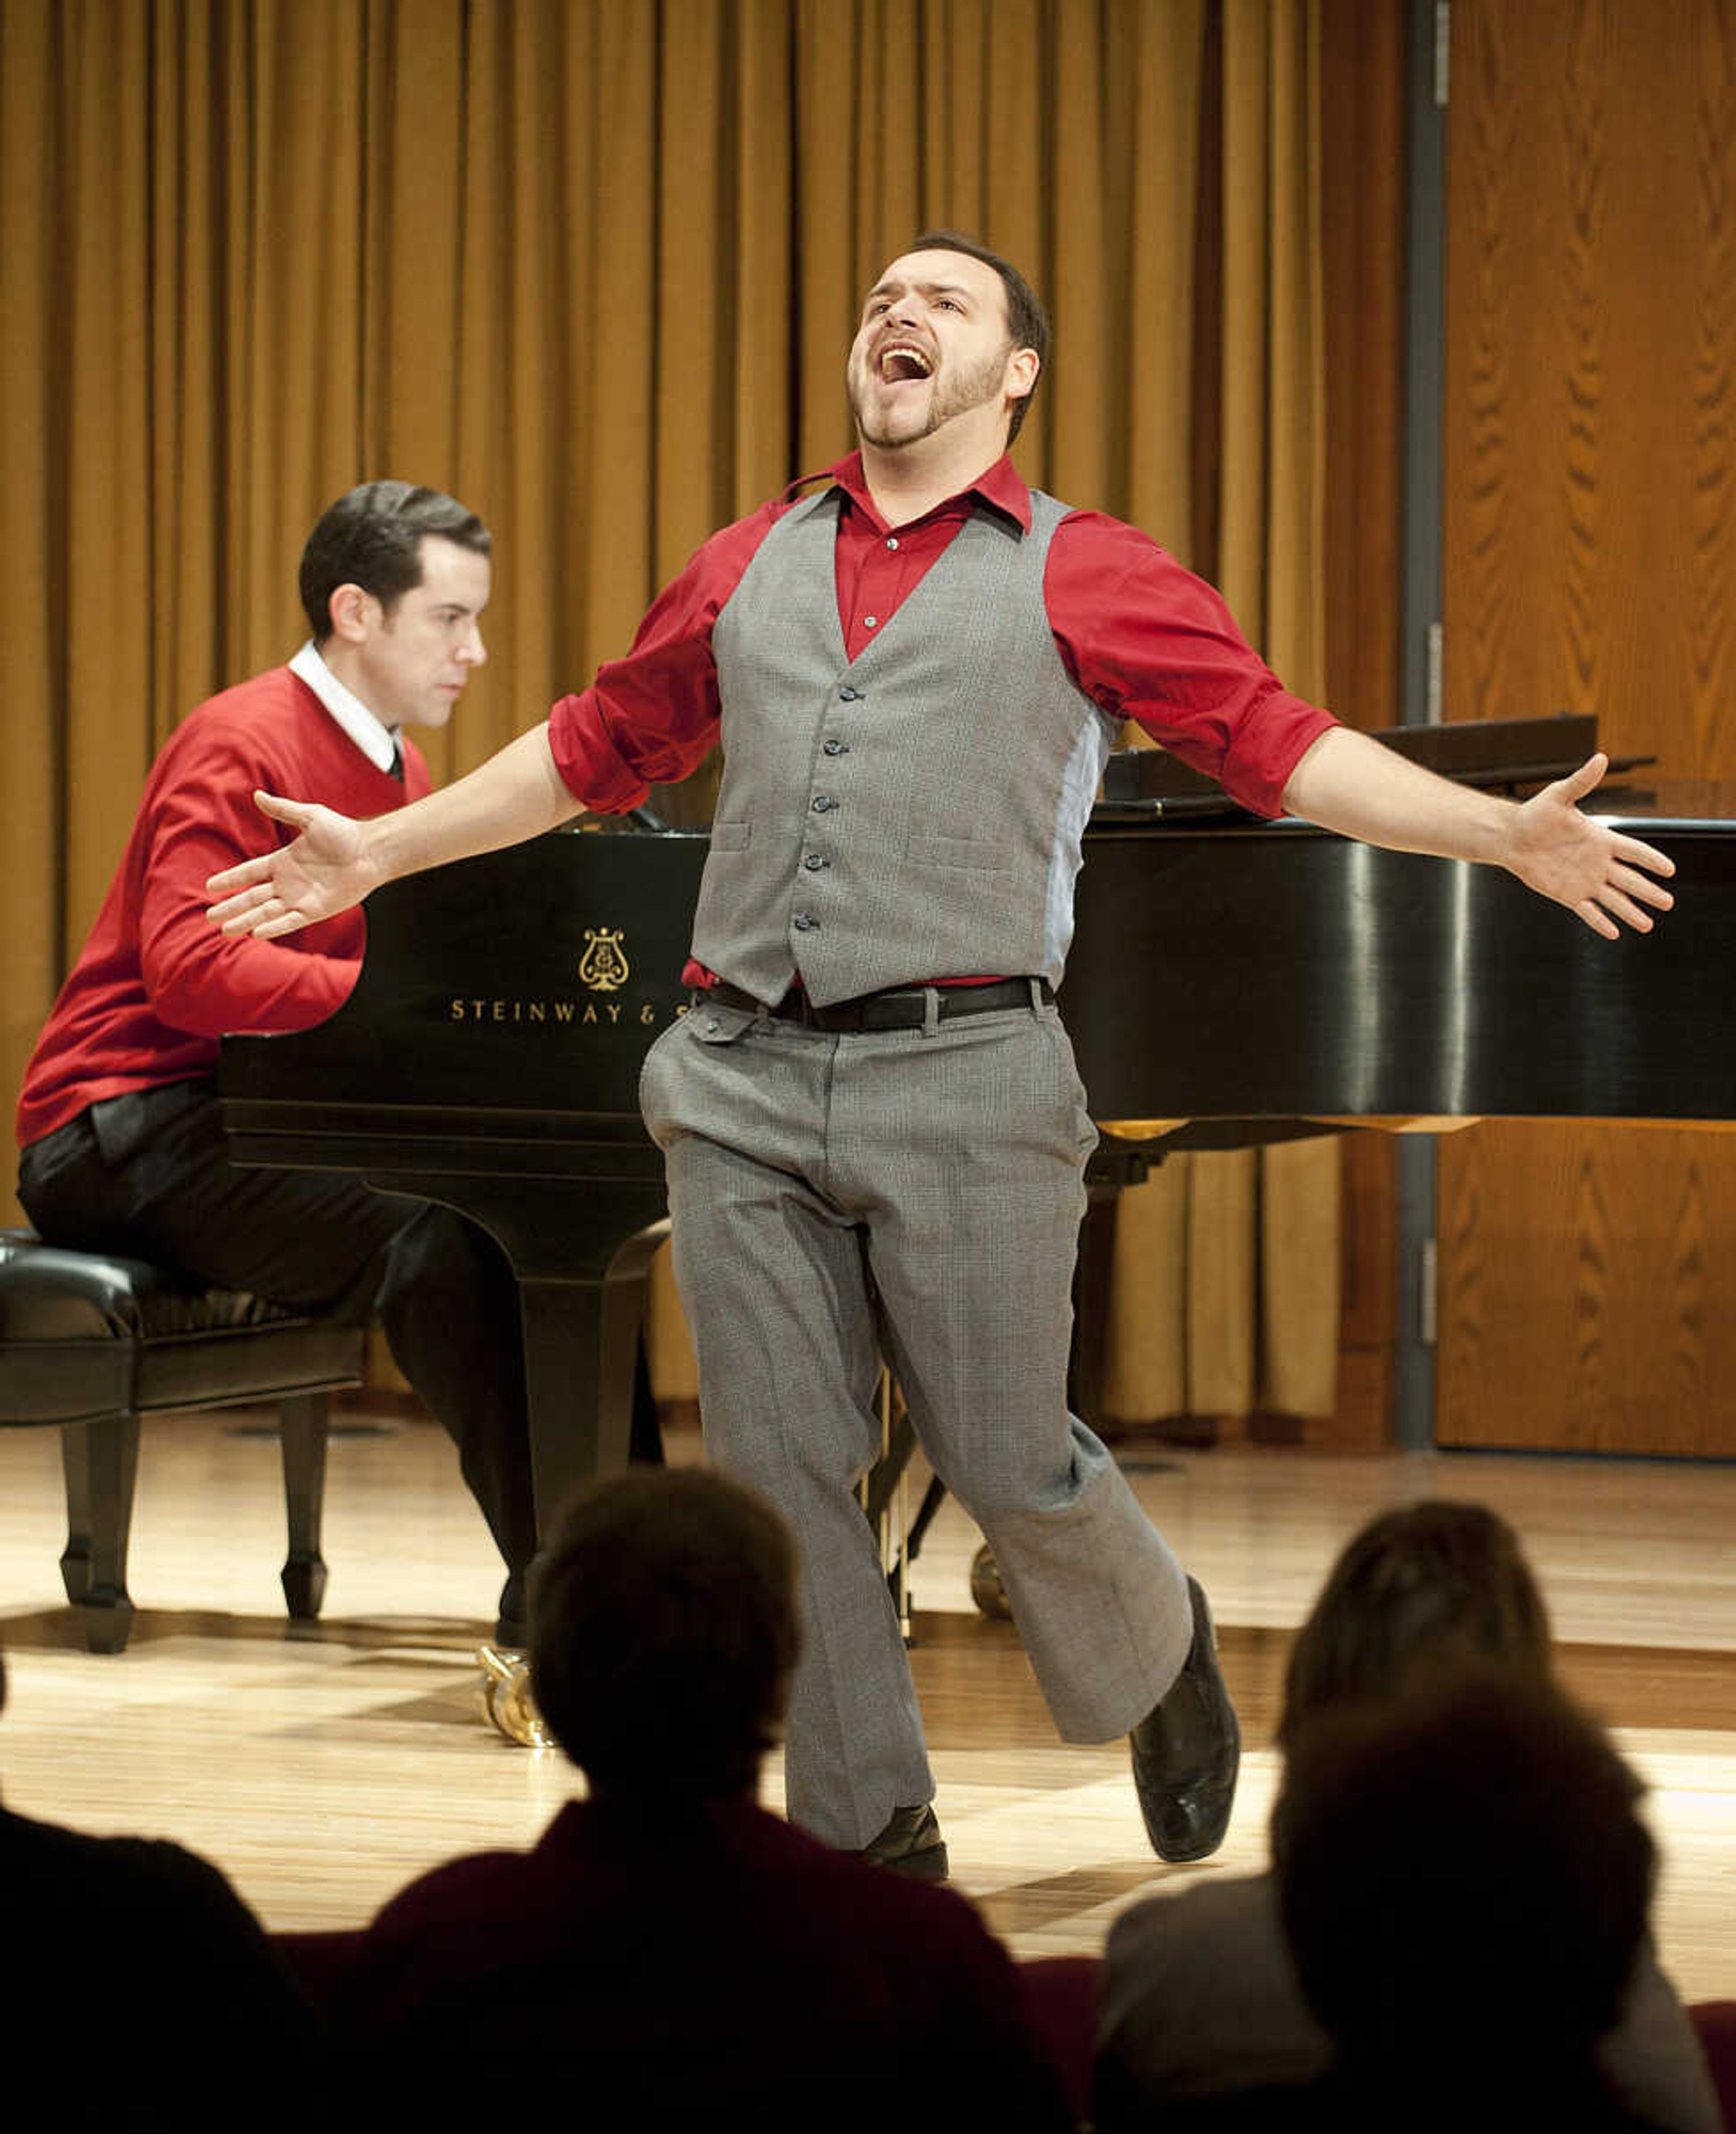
969;1544;1012;1621
477;1643;553;1749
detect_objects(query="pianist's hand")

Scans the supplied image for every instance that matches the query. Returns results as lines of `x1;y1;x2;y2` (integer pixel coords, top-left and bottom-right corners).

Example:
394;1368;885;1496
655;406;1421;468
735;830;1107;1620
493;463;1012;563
1504;754;1676;940
204;792;381;939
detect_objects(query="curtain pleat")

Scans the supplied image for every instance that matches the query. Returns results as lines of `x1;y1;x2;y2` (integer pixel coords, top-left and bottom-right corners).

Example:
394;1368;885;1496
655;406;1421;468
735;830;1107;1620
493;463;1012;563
2;0;1339;1428
65;0;155;888
0;0;63;1101
1103;0;1341;1429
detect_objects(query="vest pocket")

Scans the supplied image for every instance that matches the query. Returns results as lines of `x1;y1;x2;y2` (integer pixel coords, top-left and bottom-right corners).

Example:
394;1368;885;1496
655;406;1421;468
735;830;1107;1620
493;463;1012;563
709;818;752;853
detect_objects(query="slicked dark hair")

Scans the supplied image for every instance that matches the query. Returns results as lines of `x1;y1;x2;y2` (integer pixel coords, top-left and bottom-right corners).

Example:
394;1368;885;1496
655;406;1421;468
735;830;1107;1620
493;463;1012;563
529;1468;801;1809
298;480;490;643
909;228;1051;443
1277;1500;1552;1752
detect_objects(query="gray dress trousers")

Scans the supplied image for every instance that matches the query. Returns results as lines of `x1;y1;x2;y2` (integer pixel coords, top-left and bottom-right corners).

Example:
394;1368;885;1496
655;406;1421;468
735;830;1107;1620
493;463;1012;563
640;987;1193;1850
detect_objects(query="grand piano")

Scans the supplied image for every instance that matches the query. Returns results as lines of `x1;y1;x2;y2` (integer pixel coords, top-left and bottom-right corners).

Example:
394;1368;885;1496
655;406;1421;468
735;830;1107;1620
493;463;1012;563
219;721;1736;1541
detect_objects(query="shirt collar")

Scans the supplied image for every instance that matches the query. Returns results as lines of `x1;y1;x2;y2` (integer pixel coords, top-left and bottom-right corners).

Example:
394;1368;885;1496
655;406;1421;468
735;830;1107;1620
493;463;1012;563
288;641;399;773
793;449;1033;536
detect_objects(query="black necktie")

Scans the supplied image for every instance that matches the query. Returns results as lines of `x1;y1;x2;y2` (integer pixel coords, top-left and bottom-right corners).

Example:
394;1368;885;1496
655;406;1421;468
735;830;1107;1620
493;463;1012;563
387;738;404;782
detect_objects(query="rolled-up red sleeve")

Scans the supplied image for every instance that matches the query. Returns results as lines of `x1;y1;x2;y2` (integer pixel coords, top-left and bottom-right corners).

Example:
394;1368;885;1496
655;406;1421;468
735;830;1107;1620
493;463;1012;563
1044;511;1338;818
548;504;784;812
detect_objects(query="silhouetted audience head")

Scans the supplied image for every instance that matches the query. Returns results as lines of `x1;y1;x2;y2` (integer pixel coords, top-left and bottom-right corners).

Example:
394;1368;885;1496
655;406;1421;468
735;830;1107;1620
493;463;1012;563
1276;1499;1551;1753
1274;1668;1655;2118
0;1642;321;2129
529;1467;800;1809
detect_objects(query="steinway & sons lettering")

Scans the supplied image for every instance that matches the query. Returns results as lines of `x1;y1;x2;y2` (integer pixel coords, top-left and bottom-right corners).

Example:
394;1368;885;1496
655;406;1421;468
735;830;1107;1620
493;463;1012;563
448;997;670;1027
443;927;687;1032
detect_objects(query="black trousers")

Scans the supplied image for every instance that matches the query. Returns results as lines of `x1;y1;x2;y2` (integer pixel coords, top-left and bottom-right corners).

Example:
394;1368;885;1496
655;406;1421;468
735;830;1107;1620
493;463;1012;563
18;1079;660;1644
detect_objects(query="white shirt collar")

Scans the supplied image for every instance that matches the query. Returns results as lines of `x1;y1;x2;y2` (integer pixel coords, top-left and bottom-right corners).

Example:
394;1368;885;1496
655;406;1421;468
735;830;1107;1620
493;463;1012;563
288;641;399;773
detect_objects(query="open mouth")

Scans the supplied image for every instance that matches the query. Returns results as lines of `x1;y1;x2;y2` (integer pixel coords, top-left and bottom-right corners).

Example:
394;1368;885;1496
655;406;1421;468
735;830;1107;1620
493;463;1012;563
877;342;934;384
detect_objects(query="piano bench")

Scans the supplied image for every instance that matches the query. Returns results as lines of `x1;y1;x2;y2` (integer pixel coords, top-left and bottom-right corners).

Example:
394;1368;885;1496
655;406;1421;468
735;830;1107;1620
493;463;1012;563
0;1229;367;1653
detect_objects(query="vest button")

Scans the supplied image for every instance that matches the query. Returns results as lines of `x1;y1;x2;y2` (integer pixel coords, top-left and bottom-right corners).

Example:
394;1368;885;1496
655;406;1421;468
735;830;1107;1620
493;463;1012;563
811;795;836;813
822;740;848;756
793;912;818;931
838;686;860;701
803;853;827;871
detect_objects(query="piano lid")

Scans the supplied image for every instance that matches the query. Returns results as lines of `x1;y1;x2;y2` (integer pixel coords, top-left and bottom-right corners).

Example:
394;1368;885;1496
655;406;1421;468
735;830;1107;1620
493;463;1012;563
1097;712;1660;822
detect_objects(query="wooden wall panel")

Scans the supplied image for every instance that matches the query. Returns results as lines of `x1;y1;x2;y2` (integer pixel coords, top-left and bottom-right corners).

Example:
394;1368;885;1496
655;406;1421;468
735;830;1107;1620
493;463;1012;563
1448;0;1736;756
1328;1128;1399;1452
1440;0;1736;1456
1438;1121;1734;1456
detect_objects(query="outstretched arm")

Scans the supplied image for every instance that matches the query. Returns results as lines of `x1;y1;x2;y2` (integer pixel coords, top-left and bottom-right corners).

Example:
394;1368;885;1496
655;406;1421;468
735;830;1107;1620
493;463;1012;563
1281;728;1676;939
206;724;583;939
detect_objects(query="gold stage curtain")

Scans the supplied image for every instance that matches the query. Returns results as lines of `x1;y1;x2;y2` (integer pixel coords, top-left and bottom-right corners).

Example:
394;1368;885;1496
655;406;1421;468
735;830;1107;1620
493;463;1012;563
1103;0;1341;1430
1;0;1338;1424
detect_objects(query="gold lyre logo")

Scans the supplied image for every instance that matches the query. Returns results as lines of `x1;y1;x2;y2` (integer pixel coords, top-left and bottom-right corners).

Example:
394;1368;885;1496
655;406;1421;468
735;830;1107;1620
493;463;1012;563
578;928;630;993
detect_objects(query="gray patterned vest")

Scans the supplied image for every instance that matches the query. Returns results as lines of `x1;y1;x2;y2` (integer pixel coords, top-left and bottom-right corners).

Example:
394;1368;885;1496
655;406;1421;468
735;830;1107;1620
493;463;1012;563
694;485;1118;1008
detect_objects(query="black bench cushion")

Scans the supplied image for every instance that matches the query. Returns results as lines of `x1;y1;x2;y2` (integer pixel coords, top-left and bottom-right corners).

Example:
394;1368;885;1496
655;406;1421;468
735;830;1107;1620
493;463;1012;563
0;1232;295;1340
0;1230;366;1424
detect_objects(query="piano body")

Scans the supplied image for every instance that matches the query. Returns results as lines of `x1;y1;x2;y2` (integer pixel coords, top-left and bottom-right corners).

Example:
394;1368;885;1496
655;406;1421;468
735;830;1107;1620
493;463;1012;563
1071;788;1736;1133
220;729;1736;1537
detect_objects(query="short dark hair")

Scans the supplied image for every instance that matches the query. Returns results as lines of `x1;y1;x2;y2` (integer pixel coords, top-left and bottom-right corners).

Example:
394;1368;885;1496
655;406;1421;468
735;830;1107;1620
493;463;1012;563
297;480;491;643
909;229;1051;444
1274;1670;1653;2082
1278;1500;1551;1752
529;1468;801;1807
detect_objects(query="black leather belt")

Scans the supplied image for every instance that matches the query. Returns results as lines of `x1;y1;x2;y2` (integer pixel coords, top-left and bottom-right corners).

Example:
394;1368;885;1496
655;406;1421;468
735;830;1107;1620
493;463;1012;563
707;977;1053;1033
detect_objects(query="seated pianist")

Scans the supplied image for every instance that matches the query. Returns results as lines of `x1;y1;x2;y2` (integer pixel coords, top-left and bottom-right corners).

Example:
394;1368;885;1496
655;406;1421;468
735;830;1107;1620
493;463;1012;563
14;479;654;1657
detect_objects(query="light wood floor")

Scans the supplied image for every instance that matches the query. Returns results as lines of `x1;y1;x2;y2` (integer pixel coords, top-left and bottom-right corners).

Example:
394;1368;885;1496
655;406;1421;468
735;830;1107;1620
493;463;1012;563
1;1408;1732;2002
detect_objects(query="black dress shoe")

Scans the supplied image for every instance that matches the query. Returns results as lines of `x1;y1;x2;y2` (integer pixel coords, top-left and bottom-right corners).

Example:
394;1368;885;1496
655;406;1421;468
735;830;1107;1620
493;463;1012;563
858;1804;950;1881
1129;1575;1241;1862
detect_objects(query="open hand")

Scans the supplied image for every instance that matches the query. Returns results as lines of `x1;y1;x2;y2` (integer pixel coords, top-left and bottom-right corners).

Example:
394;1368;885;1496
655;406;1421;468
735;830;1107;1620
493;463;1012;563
1505;754;1676;939
205;791;381;939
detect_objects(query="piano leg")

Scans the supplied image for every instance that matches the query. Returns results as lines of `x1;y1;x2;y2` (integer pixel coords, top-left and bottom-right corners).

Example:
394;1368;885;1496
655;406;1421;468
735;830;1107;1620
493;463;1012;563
515;1240;664;1526
484;1225;668;1750
356;1174;671;1747
359;1173;670;1547
1068;1186;1121;1427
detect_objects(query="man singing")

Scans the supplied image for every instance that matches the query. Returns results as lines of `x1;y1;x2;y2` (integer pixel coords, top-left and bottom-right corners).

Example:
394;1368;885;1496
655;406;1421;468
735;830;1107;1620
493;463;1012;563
206;236;1673;1877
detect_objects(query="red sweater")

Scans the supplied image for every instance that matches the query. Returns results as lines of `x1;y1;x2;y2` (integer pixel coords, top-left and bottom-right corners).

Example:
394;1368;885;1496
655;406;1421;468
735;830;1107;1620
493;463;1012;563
16;667;430;1148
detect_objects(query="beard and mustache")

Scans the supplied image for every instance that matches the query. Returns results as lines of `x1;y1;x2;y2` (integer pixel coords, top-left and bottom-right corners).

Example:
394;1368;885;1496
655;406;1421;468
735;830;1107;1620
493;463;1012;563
847;337;1012;449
